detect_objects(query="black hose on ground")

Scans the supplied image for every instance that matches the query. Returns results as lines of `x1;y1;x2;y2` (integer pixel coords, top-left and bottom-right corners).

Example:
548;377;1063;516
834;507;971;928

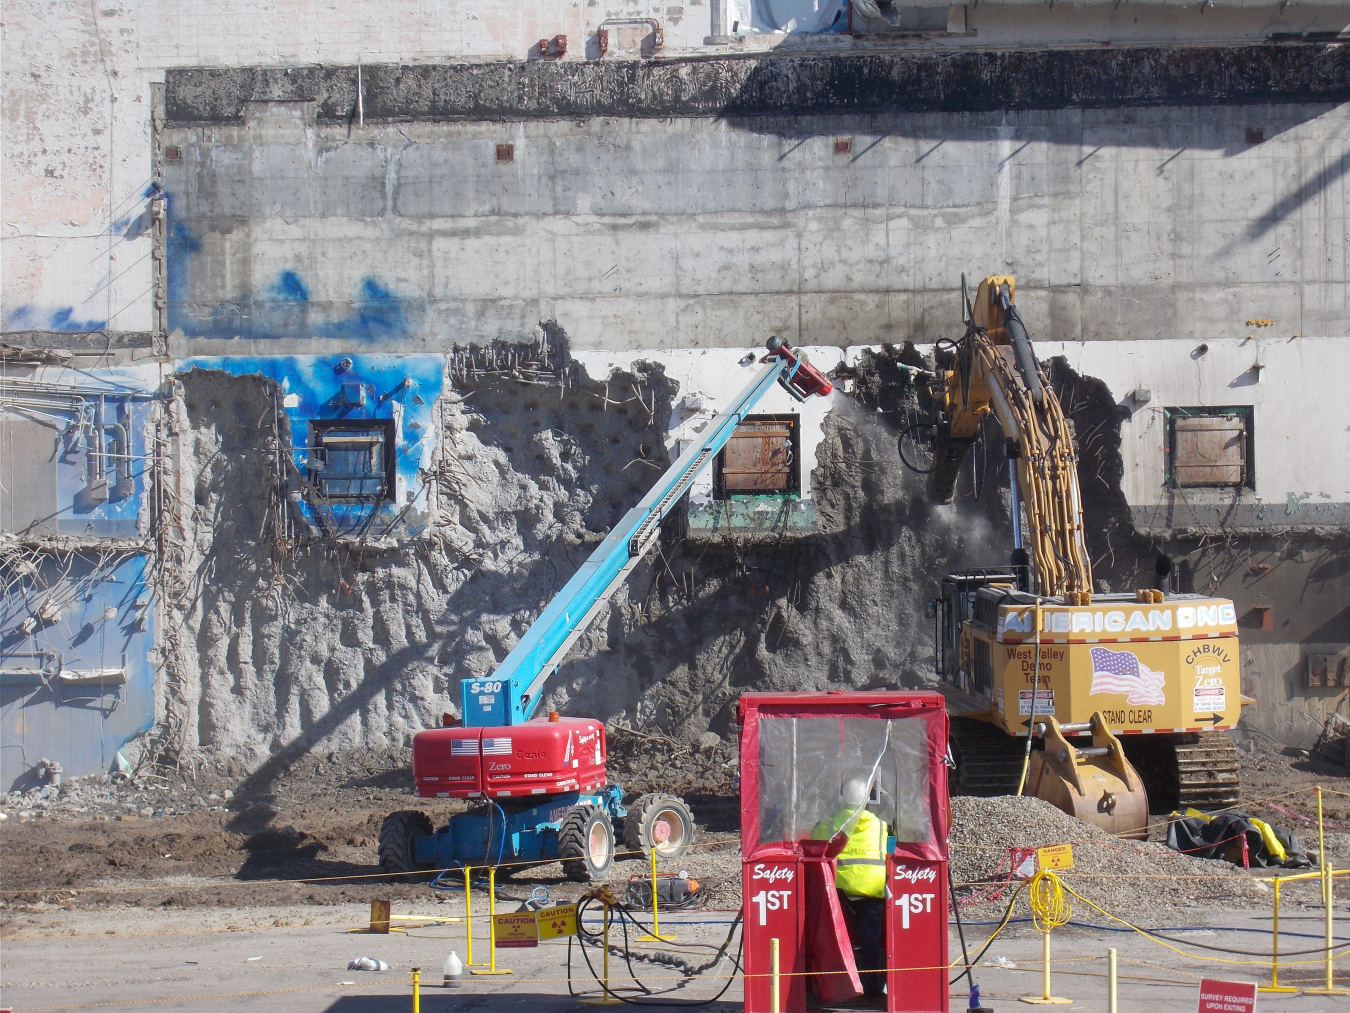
569;894;744;1006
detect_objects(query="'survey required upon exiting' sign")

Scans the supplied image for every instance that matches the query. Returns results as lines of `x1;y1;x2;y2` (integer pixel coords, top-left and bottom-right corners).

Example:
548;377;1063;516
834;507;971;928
1197;977;1256;1013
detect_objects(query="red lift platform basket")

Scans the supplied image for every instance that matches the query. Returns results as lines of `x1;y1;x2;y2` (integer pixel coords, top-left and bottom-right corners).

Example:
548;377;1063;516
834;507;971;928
738;691;951;1013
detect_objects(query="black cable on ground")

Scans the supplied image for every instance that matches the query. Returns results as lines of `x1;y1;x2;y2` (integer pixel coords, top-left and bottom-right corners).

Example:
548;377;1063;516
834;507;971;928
949;871;976;992
570;894;744;1007
951;883;1026;984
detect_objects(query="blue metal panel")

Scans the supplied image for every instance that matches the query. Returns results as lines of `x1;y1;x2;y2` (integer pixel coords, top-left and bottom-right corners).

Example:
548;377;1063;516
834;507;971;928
462;676;509;727
1;368;157;539
0;553;156;790
178;354;443;539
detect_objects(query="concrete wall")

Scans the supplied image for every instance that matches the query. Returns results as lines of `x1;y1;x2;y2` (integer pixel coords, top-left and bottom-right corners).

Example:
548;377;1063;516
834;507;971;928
1035;337;1350;531
178;354;444;540
157;100;1348;356
4;0;1348;343
4;0;1348;765
0;552;157;791
0;364;164;785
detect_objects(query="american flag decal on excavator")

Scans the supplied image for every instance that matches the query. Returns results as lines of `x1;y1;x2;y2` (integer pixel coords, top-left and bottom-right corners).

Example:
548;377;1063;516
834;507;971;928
1089;647;1167;706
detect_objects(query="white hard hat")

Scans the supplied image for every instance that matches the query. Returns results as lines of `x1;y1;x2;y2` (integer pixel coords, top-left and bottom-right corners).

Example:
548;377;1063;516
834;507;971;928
842;778;870;807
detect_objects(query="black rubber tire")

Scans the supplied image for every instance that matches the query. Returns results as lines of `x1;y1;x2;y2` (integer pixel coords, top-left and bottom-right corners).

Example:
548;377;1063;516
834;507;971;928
558;804;614;882
378;809;433;875
622;792;695;860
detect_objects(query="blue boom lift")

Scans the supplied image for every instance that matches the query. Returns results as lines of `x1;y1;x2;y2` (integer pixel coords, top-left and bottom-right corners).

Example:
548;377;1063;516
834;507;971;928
377;338;833;880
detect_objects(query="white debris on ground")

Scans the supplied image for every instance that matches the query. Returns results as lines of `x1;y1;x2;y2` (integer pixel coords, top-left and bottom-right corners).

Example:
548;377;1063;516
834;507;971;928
0;773;233;823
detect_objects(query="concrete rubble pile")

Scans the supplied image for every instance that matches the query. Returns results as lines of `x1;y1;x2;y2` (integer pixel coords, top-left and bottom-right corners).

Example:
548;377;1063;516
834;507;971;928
950;796;1269;926
0;775;232;824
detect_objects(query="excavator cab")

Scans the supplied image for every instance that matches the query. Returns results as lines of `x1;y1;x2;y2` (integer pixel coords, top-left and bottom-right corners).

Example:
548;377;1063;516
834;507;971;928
929;570;1019;694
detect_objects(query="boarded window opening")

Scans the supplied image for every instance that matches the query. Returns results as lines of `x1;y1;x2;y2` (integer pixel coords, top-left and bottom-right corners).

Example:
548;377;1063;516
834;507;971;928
1164;407;1254;489
309;419;396;501
714;415;800;498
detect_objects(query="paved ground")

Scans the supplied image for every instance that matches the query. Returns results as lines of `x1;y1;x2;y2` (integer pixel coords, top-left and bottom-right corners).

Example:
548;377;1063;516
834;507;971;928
5;898;1350;1012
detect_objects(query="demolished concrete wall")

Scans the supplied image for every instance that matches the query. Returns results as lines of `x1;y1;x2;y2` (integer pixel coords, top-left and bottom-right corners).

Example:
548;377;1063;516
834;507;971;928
155;347;685;763
150;340;1029;764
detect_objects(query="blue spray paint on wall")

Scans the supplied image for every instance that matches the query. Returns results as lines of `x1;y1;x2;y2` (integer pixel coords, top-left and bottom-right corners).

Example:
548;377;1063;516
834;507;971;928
2;304;109;333
4;184;161;334
178;353;443;538
0;553;156;790
162;194;423;343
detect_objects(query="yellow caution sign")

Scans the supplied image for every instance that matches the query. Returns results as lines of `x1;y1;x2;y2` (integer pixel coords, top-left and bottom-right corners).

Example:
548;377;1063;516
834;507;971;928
537;903;578;941
493;911;539;948
1037;844;1074;870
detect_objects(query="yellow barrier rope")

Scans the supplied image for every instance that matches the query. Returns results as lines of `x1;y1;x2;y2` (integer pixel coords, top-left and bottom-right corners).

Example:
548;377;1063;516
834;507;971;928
1058;880;1350;968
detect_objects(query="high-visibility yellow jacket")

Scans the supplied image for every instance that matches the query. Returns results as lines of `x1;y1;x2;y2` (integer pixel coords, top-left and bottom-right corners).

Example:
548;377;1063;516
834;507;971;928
811;808;889;899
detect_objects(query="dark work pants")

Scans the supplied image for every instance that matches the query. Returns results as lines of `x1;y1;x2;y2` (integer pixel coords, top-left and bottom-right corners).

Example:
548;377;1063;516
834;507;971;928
839;892;886;998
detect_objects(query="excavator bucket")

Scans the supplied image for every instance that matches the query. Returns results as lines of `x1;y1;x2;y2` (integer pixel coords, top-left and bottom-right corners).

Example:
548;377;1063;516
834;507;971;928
1025;712;1149;839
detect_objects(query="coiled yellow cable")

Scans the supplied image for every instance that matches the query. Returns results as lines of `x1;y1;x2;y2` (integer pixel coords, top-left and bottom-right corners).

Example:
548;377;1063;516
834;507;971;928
1028;869;1071;933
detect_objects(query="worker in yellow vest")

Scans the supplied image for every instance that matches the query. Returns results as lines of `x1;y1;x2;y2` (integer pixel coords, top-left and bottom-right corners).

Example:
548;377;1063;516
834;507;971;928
812;778;888;1003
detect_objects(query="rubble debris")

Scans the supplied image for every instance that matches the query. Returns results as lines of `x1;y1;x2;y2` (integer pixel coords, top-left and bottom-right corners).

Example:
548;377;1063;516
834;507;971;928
949;796;1270;924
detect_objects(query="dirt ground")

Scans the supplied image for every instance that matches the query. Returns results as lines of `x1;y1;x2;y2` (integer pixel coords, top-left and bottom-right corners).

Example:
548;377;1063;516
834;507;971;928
0;731;743;920
3;727;1350;928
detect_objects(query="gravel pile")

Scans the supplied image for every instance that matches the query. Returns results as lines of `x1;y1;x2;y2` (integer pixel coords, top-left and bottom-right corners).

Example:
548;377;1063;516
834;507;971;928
950;795;1269;925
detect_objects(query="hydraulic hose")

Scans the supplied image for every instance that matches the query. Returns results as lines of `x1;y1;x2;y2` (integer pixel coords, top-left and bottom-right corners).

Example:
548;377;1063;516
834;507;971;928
999;286;1044;407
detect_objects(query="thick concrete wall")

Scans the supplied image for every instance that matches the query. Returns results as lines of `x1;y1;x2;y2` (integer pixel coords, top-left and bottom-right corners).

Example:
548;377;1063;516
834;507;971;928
4;0;1348;341
162;47;1350;123
1034;337;1350;531
160;101;1348;355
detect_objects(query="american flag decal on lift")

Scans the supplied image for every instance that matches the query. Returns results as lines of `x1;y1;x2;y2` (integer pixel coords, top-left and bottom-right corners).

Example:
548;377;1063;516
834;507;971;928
450;739;479;756
481;737;513;756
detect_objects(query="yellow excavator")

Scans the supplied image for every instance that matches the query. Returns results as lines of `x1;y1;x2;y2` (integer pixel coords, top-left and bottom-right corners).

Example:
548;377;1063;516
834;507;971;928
918;276;1246;839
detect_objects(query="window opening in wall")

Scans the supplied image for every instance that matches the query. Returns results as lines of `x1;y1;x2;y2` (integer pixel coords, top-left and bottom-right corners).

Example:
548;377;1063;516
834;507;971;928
1164;406;1254;489
713;415;800;499
309;419;396;501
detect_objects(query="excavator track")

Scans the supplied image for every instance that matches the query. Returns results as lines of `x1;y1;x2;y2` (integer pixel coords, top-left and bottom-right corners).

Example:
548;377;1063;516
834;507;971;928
1121;730;1242;813
949;717;1029;796
1174;732;1243;810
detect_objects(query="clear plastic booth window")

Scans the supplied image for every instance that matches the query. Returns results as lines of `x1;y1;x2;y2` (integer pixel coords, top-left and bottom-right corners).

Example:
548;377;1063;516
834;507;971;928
756;716;932;847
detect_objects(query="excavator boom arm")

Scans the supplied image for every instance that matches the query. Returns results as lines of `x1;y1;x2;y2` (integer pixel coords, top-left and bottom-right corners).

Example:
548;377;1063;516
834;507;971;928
926;276;1092;597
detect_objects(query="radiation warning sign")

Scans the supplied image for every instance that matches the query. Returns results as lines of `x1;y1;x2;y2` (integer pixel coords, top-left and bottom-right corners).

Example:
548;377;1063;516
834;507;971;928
493;911;539;948
1037;844;1074;870
537;903;578;940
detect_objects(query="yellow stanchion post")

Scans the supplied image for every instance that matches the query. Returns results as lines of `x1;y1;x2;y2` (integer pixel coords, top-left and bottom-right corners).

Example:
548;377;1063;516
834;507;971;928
1107;948;1117;1013
463;866;485;967
1021;870;1072;1005
1261;876;1298;993
1306;786;1348;996
580;900;622;1005
771;937;781;1013
411;966;421;1013
1306;859;1349;995
638;846;676;942
470;866;513;976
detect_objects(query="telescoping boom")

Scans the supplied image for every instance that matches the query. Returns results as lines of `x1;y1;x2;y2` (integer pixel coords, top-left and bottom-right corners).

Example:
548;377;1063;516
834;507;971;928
460;337;833;727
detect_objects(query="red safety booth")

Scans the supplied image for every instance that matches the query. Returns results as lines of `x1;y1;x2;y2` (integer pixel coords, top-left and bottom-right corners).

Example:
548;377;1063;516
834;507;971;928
739;691;950;1013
